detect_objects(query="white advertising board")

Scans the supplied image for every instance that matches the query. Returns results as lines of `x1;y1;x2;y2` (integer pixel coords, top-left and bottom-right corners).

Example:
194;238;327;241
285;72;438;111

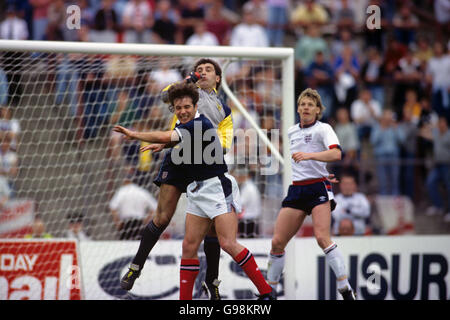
79;236;450;300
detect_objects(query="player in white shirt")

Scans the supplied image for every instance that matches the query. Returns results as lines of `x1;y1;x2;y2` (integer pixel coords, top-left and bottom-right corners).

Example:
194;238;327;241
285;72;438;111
332;174;371;236
266;88;356;300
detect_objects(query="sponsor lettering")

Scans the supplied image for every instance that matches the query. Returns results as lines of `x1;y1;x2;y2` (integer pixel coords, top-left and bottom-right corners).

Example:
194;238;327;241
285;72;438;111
0;254;38;271
0;240;81;300
318;253;448;300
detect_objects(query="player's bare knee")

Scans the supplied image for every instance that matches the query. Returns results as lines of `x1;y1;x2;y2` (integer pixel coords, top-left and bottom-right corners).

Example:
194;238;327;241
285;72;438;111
271;237;285;253
153;210;173;227
182;238;197;258
315;234;331;250
218;237;235;255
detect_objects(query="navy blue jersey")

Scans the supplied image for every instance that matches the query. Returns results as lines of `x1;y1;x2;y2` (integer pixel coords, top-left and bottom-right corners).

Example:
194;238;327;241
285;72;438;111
173;113;228;181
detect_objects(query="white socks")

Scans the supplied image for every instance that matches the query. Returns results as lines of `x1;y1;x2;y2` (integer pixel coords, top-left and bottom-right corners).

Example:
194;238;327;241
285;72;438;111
267;251;285;291
323;242;351;291
267;243;352;293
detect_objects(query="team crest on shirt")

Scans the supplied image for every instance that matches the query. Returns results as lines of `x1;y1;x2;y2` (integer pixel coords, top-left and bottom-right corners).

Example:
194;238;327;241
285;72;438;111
304;134;312;143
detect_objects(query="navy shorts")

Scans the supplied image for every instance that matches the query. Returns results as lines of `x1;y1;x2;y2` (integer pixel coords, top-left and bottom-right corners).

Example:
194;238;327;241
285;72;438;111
153;152;191;192
281;180;336;215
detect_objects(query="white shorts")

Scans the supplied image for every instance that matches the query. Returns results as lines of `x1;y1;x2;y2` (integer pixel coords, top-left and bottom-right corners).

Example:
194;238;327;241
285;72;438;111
186;173;242;220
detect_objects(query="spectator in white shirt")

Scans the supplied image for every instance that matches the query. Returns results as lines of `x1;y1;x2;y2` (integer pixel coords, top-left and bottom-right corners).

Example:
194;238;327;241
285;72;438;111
350;88;382;141
244;0;269;27
230;6;269;48
0;175;11;211
0;106;20;151
434;0;450;25
65;212;91;241
434;0;450;41
186;21;219;46
149;58;183;91
332;174;371;236
233;165;262;238
1;6;28;107
0;131;18;194
109;175;158;240
121;0;154;43
0;6;29;40
334;107;359;177
426;42;450;118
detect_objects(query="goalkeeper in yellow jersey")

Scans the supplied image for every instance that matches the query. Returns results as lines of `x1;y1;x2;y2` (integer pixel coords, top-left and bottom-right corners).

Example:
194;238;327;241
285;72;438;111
120;58;233;300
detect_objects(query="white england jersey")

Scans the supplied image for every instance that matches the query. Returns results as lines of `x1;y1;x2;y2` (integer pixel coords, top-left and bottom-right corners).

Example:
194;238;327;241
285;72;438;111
288;121;340;182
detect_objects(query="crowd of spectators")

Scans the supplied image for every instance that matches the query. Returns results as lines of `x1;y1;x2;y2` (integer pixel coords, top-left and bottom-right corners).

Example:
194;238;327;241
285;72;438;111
0;0;450;236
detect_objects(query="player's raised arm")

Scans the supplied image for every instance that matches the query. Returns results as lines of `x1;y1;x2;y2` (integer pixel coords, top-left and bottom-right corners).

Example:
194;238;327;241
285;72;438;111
113;125;179;144
140;143;165;153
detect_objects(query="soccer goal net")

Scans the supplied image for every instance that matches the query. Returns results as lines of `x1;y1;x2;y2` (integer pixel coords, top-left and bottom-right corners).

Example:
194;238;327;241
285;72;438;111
0;40;294;300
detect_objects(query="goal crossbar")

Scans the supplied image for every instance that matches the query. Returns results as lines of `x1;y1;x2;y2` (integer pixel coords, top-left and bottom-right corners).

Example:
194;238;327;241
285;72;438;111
0;40;293;59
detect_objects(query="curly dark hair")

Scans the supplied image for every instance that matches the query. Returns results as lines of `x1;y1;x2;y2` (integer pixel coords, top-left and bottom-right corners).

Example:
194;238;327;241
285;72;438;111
168;82;199;108
193;58;222;89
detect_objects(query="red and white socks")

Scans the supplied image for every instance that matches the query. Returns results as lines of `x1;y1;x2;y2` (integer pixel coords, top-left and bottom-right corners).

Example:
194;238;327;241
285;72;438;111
180;248;272;300
234;248;272;296
179;258;200;300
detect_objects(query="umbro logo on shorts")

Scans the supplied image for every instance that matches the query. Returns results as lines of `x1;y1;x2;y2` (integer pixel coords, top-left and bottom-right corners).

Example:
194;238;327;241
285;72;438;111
319;196;327;202
162;171;168;179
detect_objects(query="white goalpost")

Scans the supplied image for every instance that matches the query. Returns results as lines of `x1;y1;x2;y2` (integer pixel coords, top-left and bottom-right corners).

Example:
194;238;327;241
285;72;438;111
0;40;295;300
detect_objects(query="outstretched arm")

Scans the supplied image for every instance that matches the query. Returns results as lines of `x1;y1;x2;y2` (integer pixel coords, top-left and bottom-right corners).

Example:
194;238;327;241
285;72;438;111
292;148;342;163
113;125;179;144
140;141;179;153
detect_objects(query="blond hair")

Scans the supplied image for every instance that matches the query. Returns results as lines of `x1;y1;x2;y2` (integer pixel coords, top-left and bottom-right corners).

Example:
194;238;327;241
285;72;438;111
297;88;326;120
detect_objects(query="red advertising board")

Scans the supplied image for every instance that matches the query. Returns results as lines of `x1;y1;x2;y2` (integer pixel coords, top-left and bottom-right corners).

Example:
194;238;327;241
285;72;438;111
0;200;34;238
0;240;82;300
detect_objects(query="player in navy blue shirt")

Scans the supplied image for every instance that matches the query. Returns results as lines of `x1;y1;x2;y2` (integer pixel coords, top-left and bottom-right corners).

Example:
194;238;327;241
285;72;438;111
114;83;274;300
173;113;228;181
115;59;228;298
114;84;227;184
